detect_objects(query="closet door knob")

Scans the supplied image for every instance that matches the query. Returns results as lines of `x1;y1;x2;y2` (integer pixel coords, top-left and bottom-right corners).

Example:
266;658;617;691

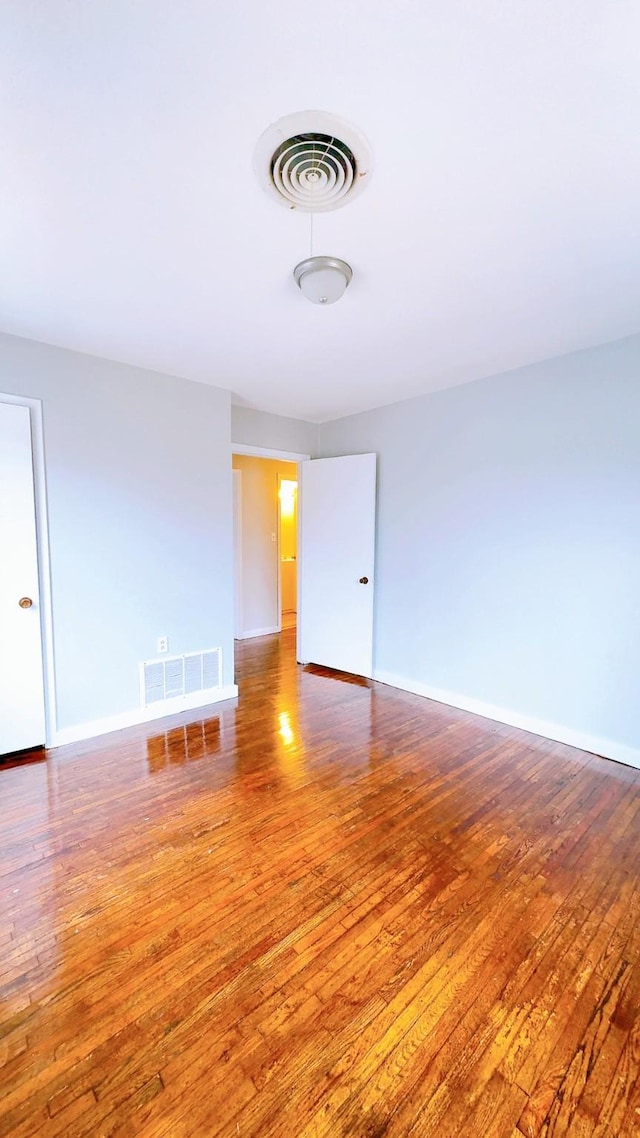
18;597;33;609
359;577;369;585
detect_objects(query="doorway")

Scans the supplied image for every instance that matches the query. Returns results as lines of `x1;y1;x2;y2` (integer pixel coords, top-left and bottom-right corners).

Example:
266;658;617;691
232;453;299;640
231;444;377;680
278;476;298;630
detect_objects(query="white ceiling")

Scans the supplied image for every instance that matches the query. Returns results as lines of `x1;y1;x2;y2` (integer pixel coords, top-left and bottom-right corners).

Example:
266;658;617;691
1;1;639;422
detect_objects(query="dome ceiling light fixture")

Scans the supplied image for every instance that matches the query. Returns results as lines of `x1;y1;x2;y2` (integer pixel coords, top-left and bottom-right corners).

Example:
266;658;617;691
254;111;371;307
293;256;353;305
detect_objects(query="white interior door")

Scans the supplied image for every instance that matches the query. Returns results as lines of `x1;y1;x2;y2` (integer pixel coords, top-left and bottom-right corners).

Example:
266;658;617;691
0;402;46;754
298;453;376;677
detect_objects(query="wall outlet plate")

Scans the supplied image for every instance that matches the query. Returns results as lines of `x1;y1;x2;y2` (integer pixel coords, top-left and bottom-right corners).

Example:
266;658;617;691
157;636;168;654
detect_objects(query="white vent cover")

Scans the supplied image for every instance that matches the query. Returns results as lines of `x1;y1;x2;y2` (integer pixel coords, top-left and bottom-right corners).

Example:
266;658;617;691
254;110;372;212
141;649;221;707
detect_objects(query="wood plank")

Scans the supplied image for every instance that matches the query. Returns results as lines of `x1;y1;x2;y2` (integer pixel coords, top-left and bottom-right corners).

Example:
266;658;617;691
0;628;639;1137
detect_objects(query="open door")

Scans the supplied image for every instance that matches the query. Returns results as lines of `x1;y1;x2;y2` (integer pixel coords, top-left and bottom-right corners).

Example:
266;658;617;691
0;401;46;754
298;453;376;678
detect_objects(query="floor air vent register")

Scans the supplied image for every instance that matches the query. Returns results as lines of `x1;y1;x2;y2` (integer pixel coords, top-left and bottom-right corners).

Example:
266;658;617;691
140;649;222;708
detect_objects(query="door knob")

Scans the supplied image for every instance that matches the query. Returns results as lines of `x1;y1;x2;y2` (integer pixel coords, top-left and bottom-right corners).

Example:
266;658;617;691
18;597;33;609
359;576;369;585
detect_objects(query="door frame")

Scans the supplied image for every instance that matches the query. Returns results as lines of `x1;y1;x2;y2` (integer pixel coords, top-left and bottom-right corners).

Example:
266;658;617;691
232;469;243;639
0;392;57;747
231;444;310;648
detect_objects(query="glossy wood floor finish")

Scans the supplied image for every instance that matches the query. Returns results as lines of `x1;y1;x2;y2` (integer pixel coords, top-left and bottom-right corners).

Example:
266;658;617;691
2;631;640;1138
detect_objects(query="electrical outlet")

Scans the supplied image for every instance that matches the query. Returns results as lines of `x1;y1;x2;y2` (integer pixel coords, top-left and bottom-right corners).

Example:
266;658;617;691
157;636;168;654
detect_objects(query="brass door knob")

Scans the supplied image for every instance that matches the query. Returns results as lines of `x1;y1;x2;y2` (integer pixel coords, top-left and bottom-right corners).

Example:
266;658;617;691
18;597;33;609
359;577;369;585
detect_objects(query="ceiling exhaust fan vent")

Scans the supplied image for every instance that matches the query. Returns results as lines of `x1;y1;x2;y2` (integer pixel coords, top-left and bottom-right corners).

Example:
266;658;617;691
254;111;372;212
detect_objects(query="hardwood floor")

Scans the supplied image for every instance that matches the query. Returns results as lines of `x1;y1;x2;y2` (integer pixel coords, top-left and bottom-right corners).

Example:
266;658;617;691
1;629;639;1137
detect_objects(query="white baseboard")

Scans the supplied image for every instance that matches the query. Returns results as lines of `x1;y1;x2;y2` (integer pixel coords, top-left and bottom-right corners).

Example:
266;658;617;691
235;626;280;640
50;684;239;748
373;670;640;770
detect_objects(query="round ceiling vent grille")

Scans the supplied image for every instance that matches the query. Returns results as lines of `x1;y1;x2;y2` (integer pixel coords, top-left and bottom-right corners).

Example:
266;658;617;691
254;111;372;212
272;133;356;211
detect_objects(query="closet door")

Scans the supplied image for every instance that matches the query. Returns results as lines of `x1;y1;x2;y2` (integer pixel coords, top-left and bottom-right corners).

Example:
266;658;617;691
0;401;45;754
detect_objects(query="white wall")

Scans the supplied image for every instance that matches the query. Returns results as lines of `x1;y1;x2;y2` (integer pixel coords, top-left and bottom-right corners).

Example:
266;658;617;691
317;335;640;765
231;405;317;456
0;332;236;739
